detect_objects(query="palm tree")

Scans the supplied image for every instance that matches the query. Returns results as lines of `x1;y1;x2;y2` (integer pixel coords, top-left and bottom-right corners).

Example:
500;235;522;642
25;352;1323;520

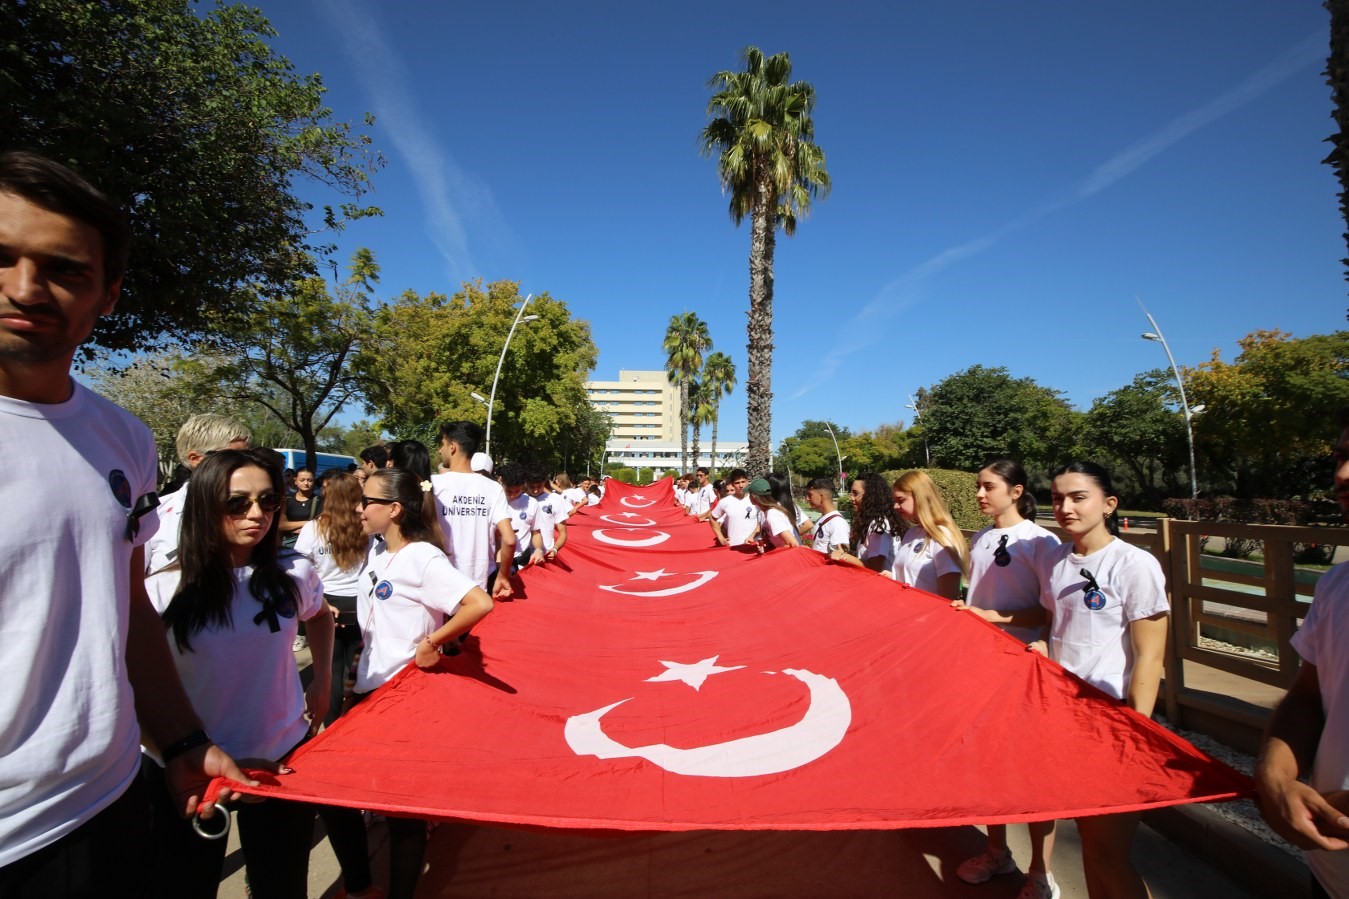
663;312;711;471
689;380;716;473
701;351;736;474
700;47;829;474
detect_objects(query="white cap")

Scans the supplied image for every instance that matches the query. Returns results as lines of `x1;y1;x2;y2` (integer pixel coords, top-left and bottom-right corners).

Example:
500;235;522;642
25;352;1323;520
471;452;494;474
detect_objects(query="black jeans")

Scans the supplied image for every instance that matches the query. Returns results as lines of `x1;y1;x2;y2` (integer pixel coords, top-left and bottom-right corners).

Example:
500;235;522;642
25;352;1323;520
0;775;152;899
141;754;315;899
325;593;363;728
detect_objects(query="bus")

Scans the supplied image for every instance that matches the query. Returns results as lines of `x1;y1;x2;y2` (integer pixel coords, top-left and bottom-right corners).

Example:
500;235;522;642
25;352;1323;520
273;449;359;477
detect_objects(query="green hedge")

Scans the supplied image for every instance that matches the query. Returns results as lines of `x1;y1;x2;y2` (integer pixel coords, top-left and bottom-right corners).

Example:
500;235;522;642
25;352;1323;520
883;468;984;532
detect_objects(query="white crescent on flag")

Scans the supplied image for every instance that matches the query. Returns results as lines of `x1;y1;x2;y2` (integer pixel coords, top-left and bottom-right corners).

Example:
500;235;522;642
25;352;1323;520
599;513;659;527
598;569;719;597
591;528;671;548
564;661;852;778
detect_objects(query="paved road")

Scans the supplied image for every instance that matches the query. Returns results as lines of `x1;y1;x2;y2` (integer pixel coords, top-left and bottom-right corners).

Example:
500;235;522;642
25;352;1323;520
216;810;1273;898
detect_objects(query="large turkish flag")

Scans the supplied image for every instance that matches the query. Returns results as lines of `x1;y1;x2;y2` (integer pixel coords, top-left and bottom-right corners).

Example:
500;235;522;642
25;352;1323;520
222;477;1249;829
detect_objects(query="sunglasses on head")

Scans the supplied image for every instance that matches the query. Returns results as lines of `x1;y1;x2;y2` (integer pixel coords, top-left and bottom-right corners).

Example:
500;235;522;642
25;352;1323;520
361;495;397;509
225;493;283;516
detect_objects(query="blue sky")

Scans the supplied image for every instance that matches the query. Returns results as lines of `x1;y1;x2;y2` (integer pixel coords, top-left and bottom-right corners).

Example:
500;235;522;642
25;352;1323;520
261;1;1341;443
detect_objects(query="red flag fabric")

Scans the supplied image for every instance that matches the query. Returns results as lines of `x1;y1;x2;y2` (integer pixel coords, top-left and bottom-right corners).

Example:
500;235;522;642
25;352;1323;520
222;476;1250;830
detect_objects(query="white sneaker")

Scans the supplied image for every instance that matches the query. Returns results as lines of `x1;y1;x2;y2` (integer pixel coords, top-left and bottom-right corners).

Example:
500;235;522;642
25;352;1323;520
956;847;1017;884
1015;872;1061;899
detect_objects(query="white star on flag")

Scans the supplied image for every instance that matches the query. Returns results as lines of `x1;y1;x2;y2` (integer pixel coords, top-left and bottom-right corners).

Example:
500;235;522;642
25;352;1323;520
646;656;745;691
631;569;670;581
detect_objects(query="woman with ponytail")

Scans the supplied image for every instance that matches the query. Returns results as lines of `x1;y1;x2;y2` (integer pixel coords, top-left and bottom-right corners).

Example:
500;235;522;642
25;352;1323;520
340;466;492;899
1036;461;1169;899
952;459;1062;899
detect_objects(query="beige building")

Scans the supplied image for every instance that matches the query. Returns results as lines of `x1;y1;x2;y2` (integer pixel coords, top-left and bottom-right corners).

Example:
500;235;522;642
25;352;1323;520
585;369;680;443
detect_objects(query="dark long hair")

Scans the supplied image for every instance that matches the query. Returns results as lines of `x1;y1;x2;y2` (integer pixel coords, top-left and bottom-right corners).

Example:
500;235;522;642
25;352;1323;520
366;468;443;551
161;449;300;652
766;471;797;515
982;458;1037;521
1052;461;1121;537
851;472;902;545
389;439;432;482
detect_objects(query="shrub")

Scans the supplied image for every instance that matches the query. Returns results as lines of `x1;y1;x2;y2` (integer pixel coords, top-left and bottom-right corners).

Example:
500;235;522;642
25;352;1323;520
1161;497;1344;562
884;468;984;532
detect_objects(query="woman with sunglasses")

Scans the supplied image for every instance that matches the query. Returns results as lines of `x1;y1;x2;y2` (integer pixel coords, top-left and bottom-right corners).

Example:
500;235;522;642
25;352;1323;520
889;470;968;600
293;472;369;727
141;449;335;899
830;472;901;572
951;459;1062;899
345;467;493;899
1036;461;1169;899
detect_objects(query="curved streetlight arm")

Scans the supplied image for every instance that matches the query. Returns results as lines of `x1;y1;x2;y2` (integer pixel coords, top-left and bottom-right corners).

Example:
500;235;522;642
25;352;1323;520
822;421;845;488
485;294;535;457
1139;300;1199;500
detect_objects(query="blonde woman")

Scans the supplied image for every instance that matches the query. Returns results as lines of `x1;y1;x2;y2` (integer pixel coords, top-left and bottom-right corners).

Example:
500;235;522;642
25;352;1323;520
890;470;968;600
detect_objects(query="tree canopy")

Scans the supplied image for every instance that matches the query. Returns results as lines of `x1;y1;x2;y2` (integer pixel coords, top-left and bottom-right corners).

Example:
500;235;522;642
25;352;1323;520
356;280;601;472
2;0;382;351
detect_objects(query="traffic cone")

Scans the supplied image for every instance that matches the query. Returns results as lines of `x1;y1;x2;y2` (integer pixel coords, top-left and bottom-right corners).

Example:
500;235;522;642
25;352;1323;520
1123;517;1130;531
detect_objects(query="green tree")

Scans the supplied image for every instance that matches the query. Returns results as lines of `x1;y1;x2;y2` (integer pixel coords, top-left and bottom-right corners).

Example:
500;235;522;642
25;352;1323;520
701;47;830;473
1185;330;1349;496
357;280;600;470
689;380;716;472
777;420;850;479
2;0;382;352
701;351;737;474
922;366;1080;474
210;251;376;472
663;312;711;471
1083;370;1188;508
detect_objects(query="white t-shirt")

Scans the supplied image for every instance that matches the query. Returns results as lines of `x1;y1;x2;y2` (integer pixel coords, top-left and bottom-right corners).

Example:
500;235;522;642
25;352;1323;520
355;541;477;693
892;524;963;595
0;383;160;867
967;519;1060;644
810;511;851;556
534;491;567;552
858;519;896;570
562;487;585;509
674;486;689;509
1291;562;1349;896
1038;537;1170;701
146;554;324;762
432;471;511;589
144;482;186;574
760;506;797;549
712;494;759;545
690;484;716;517
295;519;370;597
586;493;601;506
506;493;539;554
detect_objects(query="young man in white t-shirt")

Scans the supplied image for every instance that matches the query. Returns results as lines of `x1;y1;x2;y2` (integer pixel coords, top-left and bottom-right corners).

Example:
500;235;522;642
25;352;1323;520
690;467;717;518
500;461;543;569
1258;409;1349;897
0;151;250;895
144;413;251;575
431;420;514;599
804;477;851;556
709;468;759;546
530;468;569;560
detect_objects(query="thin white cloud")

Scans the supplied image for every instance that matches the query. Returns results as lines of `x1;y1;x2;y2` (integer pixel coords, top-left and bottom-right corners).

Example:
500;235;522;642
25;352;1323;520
316;0;487;280
792;31;1323;399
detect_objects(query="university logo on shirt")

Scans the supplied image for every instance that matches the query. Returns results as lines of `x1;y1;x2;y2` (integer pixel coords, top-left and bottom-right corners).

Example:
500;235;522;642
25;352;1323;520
375;580;394;601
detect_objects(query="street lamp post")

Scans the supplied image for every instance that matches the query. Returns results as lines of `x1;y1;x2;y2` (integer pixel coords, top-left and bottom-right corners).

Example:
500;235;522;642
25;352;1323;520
905;395;930;466
485;294;537;457
822;421;846;489
1138;299;1201;501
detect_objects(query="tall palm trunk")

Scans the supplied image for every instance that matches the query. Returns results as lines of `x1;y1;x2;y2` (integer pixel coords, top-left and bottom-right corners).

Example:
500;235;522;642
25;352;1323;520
745;170;776;475
691;419;701;472
679;379;690;471
710;402;720;475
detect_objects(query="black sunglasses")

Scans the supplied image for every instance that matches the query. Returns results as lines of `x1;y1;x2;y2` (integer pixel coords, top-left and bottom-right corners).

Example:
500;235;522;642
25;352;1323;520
361;495;398;509
225;493;283;516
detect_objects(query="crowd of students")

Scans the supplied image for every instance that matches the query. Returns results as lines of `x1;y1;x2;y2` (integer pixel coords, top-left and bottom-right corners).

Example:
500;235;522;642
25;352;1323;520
673;459;1169;899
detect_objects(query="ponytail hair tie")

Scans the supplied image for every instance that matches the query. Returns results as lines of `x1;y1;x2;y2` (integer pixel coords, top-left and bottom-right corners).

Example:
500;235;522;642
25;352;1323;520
420;480;433;493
